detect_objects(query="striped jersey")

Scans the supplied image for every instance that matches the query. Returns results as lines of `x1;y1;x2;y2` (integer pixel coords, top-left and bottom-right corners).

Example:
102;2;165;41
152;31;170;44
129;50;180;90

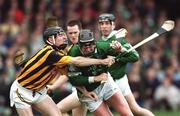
17;45;72;91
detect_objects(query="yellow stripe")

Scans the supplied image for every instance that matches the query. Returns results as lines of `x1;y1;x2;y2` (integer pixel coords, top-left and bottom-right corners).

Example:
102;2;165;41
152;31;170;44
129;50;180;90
24;46;49;67
55;56;72;65
18;49;53;82
20;66;49;86
31;74;53;90
26;71;51;90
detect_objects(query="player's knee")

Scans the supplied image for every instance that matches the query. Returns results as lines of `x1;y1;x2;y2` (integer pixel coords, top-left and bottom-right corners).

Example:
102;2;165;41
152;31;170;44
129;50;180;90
57;103;65;112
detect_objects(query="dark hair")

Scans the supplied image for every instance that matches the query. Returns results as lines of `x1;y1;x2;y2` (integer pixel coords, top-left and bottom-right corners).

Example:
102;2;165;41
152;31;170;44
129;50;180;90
66;20;82;30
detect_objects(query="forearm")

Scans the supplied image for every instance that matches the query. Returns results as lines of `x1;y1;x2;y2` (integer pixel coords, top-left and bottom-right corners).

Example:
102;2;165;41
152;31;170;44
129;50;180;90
70;56;103;66
50;75;69;90
68;73;108;86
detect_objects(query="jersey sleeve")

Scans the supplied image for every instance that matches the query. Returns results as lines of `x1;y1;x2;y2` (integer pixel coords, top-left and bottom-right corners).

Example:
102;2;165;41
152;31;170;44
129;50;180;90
68;64;89;86
46;51;73;66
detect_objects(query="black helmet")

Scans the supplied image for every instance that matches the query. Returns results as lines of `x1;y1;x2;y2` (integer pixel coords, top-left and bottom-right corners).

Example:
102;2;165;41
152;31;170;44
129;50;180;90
79;29;94;43
43;26;68;50
43;26;64;44
98;13;115;22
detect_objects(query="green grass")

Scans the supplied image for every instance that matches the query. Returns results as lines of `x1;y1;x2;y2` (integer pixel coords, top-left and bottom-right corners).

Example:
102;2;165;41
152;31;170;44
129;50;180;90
87;111;180;116
153;110;180;116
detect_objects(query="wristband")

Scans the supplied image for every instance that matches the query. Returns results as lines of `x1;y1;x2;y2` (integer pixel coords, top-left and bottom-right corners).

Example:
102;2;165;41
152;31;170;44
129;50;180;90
88;76;95;83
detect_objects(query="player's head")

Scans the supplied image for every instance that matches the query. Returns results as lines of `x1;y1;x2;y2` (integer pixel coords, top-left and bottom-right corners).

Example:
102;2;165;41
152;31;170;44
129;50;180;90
43;26;68;50
98;13;116;37
79;29;96;56
66;20;82;44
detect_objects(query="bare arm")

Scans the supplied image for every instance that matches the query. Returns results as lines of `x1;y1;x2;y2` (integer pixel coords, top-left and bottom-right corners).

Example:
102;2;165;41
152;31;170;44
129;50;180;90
69;72;108;86
69;56;115;67
47;75;69;91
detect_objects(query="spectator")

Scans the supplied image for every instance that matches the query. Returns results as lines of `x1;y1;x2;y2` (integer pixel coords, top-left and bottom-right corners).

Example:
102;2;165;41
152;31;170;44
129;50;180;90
154;73;180;110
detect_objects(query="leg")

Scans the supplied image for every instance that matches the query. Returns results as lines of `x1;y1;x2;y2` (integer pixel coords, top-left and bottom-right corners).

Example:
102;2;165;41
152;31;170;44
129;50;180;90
125;93;154;116
57;92;82;114
93;102;112;116
16;107;34;116
72;104;87;116
115;75;154;116
33;96;62;116
10;81;35;116
106;91;133;116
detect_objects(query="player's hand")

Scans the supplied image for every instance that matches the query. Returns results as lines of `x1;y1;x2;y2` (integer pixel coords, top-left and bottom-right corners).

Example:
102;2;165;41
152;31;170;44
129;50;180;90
107;56;115;67
110;40;127;52
101;56;115;66
94;73;108;83
83;91;98;101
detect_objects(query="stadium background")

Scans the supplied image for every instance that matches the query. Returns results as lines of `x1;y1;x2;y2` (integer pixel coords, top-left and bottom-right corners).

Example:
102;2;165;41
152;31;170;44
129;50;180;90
0;0;180;115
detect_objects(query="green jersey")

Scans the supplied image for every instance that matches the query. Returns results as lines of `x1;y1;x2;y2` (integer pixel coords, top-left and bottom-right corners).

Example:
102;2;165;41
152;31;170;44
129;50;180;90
68;42;118;91
98;34;139;80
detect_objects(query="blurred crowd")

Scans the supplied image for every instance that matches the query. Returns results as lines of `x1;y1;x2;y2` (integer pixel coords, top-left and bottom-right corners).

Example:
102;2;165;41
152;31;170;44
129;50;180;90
0;0;180;115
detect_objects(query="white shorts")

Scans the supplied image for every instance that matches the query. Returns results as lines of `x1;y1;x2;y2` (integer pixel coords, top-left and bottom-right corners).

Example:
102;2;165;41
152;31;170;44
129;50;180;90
115;74;132;96
79;73;119;112
10;80;48;109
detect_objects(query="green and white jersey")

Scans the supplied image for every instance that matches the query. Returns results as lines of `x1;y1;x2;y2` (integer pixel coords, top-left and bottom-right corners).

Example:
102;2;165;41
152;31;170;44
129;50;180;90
67;42;117;91
98;30;139;80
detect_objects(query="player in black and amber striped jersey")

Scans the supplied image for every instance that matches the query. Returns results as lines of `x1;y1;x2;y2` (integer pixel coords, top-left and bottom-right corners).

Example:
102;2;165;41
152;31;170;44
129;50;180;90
17;45;71;91
10;26;115;116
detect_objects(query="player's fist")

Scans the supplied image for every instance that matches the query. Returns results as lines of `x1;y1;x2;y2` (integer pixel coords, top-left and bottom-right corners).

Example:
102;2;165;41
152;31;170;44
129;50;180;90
110;40;127;53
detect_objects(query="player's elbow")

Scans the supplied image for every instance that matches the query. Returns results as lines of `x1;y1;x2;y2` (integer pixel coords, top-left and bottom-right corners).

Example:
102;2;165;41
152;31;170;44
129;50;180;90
134;54;139;62
131;52;139;62
131;55;139;62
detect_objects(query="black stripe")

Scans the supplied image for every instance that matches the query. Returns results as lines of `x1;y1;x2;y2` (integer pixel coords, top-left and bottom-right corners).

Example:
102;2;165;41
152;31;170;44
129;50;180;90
19;47;50;77
46;51;63;64
23;65;54;87
31;74;53;90
18;49;52;83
